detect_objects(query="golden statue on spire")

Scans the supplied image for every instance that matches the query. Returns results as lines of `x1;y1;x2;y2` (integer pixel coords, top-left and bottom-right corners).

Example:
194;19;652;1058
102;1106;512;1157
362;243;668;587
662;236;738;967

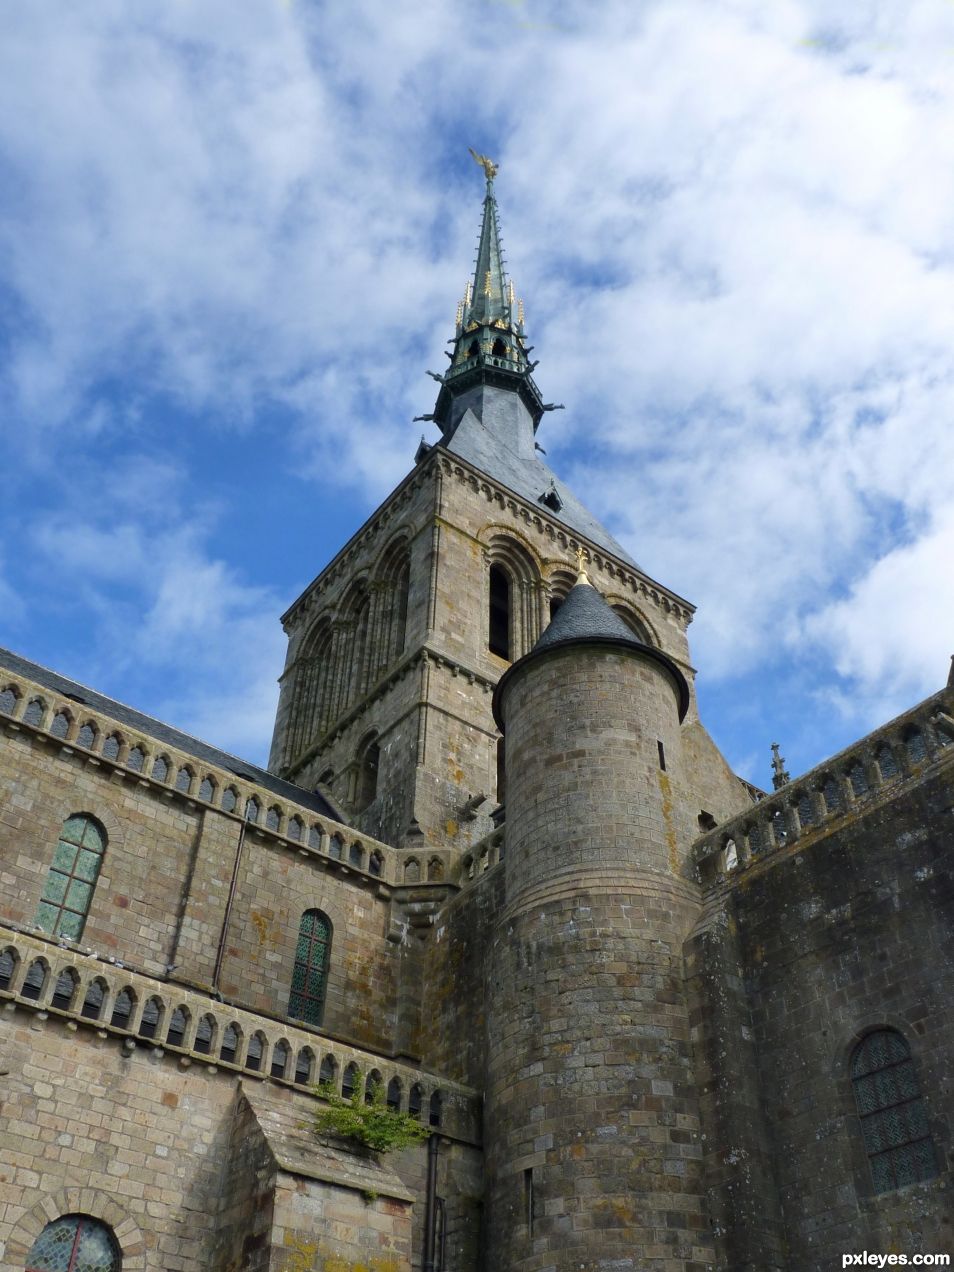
468;147;498;181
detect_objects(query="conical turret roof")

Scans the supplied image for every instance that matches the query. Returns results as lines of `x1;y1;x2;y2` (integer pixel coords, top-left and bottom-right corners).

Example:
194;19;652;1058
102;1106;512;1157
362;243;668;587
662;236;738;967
533;578;638;653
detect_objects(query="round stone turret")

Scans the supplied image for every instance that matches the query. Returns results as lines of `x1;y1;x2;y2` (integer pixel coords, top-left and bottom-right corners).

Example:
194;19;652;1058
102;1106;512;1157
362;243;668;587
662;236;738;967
484;577;714;1271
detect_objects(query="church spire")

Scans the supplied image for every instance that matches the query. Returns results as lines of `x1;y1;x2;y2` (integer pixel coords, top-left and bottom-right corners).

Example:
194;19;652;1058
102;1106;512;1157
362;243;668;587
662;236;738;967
429;151;544;436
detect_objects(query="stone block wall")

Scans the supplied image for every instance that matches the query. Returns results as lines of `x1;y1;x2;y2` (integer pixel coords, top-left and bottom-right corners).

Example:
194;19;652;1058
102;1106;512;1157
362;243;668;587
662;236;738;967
690;692;954;1269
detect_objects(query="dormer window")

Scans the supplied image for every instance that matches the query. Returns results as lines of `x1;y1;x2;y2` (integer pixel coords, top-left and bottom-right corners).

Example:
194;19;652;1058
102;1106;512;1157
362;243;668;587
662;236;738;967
540;484;563;513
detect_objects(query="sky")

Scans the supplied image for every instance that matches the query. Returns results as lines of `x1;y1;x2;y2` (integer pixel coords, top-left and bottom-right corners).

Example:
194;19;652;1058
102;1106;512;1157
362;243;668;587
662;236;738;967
1;0;953;787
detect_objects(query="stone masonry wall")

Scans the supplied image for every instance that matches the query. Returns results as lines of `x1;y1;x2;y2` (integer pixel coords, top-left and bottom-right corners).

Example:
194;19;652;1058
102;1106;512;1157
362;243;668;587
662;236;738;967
690;705;954;1270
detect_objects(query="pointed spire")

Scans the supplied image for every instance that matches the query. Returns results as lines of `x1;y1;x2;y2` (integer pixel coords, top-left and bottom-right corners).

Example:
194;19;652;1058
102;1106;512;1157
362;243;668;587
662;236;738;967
770;742;790;791
432;150;543;436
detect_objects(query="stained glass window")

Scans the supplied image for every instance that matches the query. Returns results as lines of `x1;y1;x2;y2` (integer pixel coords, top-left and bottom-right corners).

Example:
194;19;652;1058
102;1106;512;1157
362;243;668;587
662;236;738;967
25;1213;121;1272
851;1029;938;1193
288;909;331;1026
34;816;106;941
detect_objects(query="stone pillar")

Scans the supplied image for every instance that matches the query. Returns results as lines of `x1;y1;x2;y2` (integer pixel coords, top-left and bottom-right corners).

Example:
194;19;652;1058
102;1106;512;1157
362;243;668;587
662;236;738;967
486;636;714;1271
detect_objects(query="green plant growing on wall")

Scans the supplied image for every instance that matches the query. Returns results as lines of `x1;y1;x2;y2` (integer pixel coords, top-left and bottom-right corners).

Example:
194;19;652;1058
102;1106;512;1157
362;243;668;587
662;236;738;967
313;1070;431;1153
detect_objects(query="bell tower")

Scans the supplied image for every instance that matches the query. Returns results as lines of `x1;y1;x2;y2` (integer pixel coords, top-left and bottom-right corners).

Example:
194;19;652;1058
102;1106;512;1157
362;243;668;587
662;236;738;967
268;156;733;867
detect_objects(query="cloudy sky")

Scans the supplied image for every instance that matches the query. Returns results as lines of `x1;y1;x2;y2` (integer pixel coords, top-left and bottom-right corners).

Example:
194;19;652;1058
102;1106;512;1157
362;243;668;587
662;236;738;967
2;0;952;785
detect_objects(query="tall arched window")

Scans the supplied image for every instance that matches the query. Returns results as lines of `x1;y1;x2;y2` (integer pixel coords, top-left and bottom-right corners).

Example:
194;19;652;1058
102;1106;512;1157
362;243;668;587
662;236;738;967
851;1029;938;1193
489;565;511;659
35;815;107;940
288;909;332;1026
26;1213;121;1271
355;733;380;812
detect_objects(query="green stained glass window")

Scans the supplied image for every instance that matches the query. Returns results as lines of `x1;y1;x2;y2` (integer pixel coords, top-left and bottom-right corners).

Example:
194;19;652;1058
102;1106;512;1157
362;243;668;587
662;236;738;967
851;1029;938;1193
25;1213;121;1272
34;816;106;941
288;909;331;1026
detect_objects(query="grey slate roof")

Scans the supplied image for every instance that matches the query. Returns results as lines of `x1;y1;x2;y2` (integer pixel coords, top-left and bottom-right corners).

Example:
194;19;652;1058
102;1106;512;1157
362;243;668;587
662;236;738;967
442;401;640;569
533;579;639;652
0;644;342;823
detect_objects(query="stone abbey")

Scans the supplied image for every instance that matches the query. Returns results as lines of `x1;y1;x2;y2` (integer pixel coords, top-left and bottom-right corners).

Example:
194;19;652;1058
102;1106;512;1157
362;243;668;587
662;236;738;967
1;163;952;1272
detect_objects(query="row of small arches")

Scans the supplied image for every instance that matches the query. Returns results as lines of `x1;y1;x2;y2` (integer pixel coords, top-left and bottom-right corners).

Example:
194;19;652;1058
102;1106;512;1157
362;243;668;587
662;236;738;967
0;682;389;874
717;721;950;872
2;950;443;1124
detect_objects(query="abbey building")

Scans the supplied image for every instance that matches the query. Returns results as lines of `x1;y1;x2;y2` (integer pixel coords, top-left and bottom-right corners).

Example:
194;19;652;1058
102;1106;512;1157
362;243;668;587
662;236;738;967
1;163;952;1272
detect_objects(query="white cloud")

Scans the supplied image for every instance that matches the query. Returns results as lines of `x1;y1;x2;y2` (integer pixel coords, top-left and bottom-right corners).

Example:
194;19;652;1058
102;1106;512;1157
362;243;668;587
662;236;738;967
3;0;954;770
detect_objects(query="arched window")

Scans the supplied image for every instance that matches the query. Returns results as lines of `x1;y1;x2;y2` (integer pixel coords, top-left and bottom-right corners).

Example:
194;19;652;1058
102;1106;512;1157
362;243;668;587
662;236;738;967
81;978;107;1020
294;1047;314;1085
427;856;444;882
851;1029;938;1193
329;833;344;860
102;733;121;761
404;858;420;884
369;850;383;878
23;697;46;727
409;1083;423;1120
246;1032;265;1072
51;968;79;1011
110;988;134;1029
342;1061;359;1099
152;755;169;782
175;766;193;793
0;946;19;991
221;786;238;814
126;745;145;773
287;816;303;842
245;797;260;824
194;1014;216;1055
387;1077;402;1111
220;1023;240;1064
848;762;868;798
167;1007;188;1048
876;744;899;782
198;775;216;803
138;996;163;1040
271;1040;290;1079
266;805;281;831
822;775;843;814
488;565;511;659
319;1054;337;1087
21;959;48;1001
905;728;928;765
0;684;19;715
611;605;652;644
288;909;331;1026
50;711;71;739
429;1090;443;1127
491;336;507;358
354;734;380;812
76;721;98;750
366;1068;383;1104
35;815;107;940
25;1214;121;1272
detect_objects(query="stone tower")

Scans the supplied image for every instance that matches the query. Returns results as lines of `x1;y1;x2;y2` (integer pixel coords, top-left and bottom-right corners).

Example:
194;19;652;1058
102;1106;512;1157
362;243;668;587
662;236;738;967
486;574;715;1270
267;161;729;864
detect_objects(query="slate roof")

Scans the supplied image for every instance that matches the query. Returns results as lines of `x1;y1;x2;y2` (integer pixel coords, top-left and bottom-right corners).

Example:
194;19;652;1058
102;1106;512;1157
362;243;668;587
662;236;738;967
0;645;341;822
532;578;639;652
441;403;641;569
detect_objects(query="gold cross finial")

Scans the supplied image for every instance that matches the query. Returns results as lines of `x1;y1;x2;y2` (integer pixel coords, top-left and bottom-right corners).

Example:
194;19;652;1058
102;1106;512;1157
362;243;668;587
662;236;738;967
575;547;590;585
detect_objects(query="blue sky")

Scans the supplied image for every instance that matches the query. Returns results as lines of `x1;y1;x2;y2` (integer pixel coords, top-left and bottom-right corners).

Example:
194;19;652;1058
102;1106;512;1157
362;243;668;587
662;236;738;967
2;0;953;786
